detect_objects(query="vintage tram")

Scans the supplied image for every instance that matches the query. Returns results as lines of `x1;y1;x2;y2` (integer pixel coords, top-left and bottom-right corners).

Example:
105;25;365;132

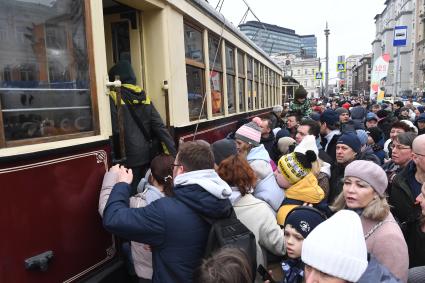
0;0;282;282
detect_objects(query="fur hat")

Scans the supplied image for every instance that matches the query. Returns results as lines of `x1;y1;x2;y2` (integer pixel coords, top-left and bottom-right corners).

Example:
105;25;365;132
284;206;326;239
335;107;349;116
294;86;307;100
278;137;296;155
301;210;368;282
344;160;388;196
211;139;237;165
273;105;283;113
278;150;317;184
235;117;262;146
337;133;361;153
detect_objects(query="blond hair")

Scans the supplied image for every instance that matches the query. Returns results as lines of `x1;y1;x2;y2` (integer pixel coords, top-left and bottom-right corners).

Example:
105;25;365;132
330;191;390;222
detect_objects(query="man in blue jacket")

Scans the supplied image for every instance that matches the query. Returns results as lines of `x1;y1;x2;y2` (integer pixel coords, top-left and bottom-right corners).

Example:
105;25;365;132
103;141;233;283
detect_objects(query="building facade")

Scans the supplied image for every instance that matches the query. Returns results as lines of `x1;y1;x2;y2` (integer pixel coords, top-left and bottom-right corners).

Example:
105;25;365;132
414;0;425;95
346;55;364;93
271;54;320;98
352;54;372;96
239;21;317;57
372;0;416;96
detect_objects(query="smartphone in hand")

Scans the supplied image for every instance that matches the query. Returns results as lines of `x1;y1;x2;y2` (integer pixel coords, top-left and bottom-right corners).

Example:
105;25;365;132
257;264;276;283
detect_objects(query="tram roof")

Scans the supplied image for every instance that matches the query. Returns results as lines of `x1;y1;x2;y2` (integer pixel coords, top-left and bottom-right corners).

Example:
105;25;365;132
190;0;283;71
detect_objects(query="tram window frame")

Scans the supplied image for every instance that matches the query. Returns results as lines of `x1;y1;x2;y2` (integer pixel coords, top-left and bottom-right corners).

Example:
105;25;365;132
184;21;207;121
208;33;224;117
225;44;236;114
0;0;100;148
264;67;269;108
259;64;264;109
237;51;245;112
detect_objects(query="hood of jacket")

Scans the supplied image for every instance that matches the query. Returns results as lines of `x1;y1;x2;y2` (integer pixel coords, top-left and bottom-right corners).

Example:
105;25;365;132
320;161;331;177
285;173;325;203
173;169;232;199
247;144;271;162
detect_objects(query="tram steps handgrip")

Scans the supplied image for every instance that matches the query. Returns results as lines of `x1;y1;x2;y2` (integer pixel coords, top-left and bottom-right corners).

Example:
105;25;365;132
24;250;54;272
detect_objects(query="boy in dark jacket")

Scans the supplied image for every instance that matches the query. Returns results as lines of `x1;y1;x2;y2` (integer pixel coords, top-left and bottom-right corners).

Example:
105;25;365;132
103;141;233;283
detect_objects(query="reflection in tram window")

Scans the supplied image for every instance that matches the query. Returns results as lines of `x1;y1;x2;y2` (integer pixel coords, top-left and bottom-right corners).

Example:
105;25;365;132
184;24;203;62
247;56;253;110
211;71;223;115
238;78;245;112
0;0;95;145
209;35;223;116
186;65;206;120
225;45;236;114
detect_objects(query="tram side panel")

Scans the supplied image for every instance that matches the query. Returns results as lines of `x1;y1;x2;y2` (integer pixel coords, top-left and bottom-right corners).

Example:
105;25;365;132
0;144;116;283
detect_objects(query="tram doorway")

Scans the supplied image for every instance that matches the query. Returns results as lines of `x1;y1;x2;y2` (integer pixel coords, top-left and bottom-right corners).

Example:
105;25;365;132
103;1;145;88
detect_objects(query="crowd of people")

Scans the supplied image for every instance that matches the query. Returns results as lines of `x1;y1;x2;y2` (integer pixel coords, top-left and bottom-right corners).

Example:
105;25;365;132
100;85;425;283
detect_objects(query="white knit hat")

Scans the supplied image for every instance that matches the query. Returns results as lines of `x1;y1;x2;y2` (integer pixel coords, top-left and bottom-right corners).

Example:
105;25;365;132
301;210;368;282
294;135;319;156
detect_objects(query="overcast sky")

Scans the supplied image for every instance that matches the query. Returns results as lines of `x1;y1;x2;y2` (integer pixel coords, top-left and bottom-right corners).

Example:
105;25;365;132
208;0;386;82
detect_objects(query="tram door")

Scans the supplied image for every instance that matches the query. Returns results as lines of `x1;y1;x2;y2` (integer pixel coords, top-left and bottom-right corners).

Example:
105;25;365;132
104;10;144;87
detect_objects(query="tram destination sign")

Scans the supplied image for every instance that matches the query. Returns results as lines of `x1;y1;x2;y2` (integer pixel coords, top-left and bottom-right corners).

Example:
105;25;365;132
393;26;408;47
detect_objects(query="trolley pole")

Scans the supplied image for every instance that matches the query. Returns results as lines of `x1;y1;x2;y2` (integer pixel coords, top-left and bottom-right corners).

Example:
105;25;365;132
324;22;330;97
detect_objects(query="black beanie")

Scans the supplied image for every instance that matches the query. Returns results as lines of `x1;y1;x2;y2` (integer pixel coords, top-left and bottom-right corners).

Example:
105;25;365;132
284;206;326;238
294;86;307;100
108;60;137;85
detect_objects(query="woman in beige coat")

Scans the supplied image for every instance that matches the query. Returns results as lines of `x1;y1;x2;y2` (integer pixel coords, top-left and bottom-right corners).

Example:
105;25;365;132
217;154;285;282
331;160;409;282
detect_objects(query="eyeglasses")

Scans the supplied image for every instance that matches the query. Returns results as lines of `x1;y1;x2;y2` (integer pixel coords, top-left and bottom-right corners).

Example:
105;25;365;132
171;163;182;169
390;143;411;151
414;152;425;157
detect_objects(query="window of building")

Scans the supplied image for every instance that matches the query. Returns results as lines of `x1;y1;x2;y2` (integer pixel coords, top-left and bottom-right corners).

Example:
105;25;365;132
184;23;206;120
208;34;223;116
0;0;98;147
297;69;301;75
225;44;236;114
304;69;308;75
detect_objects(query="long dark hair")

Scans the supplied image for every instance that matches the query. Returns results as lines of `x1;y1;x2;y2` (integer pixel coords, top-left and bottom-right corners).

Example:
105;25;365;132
150;154;174;196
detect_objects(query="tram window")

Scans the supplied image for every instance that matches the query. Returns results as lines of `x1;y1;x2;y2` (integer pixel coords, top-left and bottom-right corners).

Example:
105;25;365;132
208;34;223;116
237;52;245;77
0;0;97;147
254;61;258;109
247;57;253;80
247;80;253;110
225;45;236;114
226;75;236;114
184;22;206;121
208;36;222;71
184;24;204;63
238;78;245;112
186;65;206;121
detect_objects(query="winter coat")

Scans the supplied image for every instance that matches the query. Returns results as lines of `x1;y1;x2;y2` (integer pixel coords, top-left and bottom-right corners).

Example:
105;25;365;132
109;84;176;167
357;254;402;283
359;145;382;165
270;112;285;129
289;99;312;117
232;193;285;272
328;163;346;205
248;145;285;211
361;213;409;282
102;170;233;283
99;170;164;279
276;173;325;225
323;130;341;162
405;221;425;268
261;131;276;161
389;162;422;234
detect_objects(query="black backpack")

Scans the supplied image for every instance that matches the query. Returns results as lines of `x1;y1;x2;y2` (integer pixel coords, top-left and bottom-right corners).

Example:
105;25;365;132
202;209;257;280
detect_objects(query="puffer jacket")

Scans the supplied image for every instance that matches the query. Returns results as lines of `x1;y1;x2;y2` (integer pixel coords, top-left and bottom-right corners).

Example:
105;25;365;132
103;170;233;283
276;173;325;225
109;84;176;167
99;170;164;279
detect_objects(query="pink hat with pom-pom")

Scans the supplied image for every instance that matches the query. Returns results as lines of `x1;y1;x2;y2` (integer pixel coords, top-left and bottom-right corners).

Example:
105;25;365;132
235;117;262;146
